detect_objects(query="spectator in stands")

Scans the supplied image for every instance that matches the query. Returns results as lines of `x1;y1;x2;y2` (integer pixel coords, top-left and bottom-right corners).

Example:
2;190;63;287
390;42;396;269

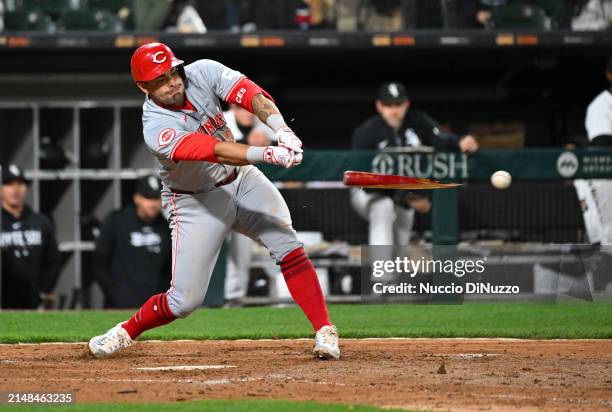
222;104;275;305
571;0;612;30
190;0;299;32
350;82;479;246
224;103;275;146
448;0;573;29
308;0;336;29
133;0;173;31
94;175;171;308
337;0;408;31
1;164;61;309
187;0;237;31
444;0;507;29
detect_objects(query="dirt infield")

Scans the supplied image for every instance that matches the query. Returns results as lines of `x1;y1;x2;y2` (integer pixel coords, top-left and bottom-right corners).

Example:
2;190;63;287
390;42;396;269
1;339;611;411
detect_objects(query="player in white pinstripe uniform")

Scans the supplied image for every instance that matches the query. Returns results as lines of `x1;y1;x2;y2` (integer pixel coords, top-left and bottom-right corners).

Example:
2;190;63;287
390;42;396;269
575;55;612;245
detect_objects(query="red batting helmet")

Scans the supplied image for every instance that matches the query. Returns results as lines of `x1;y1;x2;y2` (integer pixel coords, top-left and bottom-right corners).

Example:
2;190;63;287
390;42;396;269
130;42;184;82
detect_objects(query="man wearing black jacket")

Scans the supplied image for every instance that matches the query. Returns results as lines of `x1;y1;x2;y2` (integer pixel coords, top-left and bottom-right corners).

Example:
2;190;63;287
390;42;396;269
1;164;62;309
94;175;171;308
351;82;478;245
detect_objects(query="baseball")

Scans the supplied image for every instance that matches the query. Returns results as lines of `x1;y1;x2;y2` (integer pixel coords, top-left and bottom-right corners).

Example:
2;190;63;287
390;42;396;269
491;170;512;190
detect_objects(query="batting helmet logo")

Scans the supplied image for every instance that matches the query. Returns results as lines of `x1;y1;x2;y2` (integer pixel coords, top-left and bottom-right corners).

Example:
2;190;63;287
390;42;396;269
152;51;167;64
130;42;184;83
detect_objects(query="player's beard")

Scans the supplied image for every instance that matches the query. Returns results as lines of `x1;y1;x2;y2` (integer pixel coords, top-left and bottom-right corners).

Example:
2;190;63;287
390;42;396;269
164;87;185;107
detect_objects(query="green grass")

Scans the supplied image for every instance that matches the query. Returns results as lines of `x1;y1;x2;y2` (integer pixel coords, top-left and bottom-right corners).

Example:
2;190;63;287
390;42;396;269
0;399;408;412
1;303;611;343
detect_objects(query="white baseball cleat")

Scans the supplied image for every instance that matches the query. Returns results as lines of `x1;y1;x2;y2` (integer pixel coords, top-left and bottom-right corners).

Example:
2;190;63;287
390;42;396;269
313;325;340;359
88;323;133;358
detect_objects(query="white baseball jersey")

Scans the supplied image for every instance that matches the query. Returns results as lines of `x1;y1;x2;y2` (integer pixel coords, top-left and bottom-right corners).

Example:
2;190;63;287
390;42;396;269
577;89;612;246
142;59;245;192
585;90;612;140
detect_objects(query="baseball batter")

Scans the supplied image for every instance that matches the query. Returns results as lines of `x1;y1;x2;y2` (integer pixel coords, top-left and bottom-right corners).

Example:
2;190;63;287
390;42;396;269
88;42;340;359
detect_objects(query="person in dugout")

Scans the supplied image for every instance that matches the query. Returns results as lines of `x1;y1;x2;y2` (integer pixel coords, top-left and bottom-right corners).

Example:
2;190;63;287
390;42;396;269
1;164;62;309
94;175;172;308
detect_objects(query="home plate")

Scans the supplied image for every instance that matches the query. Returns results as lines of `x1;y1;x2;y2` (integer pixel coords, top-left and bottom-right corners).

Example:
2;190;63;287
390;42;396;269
134;365;238;371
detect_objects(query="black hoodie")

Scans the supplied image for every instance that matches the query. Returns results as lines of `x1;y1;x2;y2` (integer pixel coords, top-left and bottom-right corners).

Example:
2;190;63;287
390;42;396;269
1;206;62;309
94;205;171;309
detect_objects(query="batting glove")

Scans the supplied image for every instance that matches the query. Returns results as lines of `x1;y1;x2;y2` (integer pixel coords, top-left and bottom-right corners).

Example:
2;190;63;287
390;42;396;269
276;126;303;153
293;151;303;166
263;146;298;169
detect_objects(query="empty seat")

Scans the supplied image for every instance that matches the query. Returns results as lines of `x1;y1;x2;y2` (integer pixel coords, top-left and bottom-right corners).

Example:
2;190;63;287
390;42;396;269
4;10;54;32
82;0;132;13
81;0;134;30
11;0;74;15
491;2;551;30
57;9;124;31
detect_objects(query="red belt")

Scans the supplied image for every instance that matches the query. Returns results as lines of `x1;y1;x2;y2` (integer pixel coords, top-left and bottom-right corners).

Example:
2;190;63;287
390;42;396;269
170;169;239;195
214;168;239;188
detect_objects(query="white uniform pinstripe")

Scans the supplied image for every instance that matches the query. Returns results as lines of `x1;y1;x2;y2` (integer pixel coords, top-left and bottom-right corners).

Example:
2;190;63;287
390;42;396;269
586;90;612;138
575;90;612;245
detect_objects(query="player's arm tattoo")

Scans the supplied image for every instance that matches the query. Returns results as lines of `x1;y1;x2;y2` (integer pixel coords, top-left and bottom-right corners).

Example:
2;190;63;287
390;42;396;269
252;94;280;124
214;141;250;166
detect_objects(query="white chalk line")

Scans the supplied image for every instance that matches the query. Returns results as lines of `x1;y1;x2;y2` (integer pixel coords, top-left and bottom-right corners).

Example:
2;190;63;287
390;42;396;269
9;376;260;386
133;365;237;371
431;353;499;359
7;375;345;387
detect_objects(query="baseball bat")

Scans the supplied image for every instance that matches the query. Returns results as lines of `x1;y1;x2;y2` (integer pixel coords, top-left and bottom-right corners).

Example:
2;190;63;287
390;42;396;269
343;171;462;190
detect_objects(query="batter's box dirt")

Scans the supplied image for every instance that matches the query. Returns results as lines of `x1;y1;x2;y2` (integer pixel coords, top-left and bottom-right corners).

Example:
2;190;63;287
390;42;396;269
1;339;611;411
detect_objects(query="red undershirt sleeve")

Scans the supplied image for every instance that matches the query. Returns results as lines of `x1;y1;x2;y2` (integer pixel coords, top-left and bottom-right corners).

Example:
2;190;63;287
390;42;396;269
225;77;274;113
170;133;220;162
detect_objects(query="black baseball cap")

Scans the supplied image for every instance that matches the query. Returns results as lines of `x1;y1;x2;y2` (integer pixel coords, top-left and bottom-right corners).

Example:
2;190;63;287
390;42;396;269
1;164;29;185
377;82;409;104
135;175;161;198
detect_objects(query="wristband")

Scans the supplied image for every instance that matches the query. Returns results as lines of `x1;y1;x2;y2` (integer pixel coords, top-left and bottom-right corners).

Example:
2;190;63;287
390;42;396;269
246;146;266;164
266;113;286;132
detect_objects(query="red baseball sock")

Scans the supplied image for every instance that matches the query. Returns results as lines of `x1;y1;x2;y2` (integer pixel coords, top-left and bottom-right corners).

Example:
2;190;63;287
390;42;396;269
281;247;332;331
122;293;176;340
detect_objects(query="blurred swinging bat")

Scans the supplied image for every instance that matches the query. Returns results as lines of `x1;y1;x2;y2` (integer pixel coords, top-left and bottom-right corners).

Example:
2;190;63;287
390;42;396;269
343;171;462;190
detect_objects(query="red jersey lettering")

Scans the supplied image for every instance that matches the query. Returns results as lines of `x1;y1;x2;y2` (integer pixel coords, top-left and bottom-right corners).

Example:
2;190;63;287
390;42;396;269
225;77;274;113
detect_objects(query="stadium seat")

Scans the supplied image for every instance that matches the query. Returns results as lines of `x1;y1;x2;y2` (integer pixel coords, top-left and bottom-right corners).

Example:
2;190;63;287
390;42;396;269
81;0;134;30
12;0;74;15
4;10;54;32
491;2;551;30
82;0;132;13
57;9;124;31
